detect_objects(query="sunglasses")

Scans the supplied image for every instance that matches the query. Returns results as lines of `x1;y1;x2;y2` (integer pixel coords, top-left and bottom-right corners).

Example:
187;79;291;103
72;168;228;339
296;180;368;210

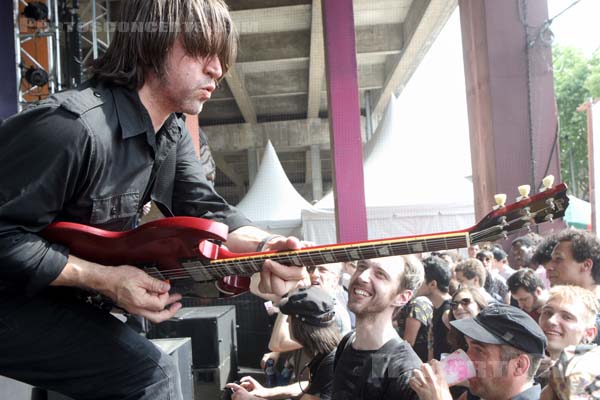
450;298;472;310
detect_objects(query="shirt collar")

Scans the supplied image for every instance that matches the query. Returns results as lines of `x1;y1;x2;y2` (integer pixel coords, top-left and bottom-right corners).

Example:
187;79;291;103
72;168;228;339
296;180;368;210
511;384;541;400
112;86;155;140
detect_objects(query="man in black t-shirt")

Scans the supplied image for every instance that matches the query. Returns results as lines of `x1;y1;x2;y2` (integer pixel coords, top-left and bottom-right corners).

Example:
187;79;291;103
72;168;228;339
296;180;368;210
333;255;424;399
418;256;453;360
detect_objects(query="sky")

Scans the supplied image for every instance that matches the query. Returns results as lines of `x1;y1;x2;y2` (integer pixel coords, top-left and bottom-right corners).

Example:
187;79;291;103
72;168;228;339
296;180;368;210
547;0;600;56
392;0;599;180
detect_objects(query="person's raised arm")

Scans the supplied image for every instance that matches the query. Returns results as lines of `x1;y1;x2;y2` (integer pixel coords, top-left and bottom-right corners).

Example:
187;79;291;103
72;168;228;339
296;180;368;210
268;313;302;353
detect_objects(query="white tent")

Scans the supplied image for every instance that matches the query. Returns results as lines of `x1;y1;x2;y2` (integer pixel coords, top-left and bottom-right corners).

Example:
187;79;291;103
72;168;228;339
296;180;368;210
237;141;315;237
302;95;475;244
302;12;475;245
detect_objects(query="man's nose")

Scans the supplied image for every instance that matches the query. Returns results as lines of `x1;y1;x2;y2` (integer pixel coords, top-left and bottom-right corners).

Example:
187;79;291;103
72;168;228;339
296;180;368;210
205;55;223;80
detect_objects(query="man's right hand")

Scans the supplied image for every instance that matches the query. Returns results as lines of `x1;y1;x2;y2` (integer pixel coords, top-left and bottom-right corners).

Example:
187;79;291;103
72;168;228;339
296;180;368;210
100;265;182;323
51;255;182;324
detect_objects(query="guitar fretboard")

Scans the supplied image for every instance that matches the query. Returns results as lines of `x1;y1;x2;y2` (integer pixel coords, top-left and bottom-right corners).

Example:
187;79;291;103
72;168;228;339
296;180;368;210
172;231;470;282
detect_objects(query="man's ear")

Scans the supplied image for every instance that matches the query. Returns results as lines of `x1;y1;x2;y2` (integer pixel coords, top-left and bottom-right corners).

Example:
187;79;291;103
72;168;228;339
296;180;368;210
392;290;413;308
581;258;594;274
534;287;543;297
512;353;531;377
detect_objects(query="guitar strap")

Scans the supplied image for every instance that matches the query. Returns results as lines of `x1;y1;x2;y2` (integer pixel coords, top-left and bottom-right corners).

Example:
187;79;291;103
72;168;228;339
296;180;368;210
149;144;176;218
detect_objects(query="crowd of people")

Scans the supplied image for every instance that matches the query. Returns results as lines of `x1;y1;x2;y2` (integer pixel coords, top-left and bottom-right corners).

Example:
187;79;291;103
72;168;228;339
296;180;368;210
231;228;600;400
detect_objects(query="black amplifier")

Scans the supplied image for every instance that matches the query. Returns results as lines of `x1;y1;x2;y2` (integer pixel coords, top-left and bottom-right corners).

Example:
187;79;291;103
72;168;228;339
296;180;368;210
148;305;238;370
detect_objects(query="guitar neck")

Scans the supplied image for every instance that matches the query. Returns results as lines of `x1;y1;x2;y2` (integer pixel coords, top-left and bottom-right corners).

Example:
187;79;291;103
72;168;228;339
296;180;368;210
201;231;470;278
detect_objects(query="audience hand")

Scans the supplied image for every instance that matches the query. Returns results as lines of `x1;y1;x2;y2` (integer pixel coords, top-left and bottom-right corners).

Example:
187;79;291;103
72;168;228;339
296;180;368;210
409;360;453;400
226;376;271;400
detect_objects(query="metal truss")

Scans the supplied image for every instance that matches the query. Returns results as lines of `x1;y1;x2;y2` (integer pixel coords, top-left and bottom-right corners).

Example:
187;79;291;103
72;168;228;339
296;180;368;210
14;0;62;110
78;0;111;73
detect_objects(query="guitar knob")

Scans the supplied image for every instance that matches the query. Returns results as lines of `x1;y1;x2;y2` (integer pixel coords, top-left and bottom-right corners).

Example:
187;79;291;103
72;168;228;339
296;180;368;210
541;175;555;191
546;198;556;211
517;184;530;201
493;194;507;210
545;214;554;223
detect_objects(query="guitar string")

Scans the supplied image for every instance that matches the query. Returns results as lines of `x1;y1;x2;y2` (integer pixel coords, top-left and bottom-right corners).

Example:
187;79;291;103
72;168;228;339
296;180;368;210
142;203;557;282
143;236;471;281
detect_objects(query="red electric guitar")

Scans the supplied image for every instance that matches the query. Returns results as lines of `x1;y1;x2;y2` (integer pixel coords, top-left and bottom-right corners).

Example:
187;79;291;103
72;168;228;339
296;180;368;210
41;181;569;298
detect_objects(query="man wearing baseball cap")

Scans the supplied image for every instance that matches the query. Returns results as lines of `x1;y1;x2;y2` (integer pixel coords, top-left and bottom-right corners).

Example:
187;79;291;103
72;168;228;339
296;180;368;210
410;304;547;400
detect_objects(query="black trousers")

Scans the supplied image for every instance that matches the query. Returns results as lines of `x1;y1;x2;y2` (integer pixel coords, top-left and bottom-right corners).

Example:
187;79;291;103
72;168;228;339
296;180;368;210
0;288;182;400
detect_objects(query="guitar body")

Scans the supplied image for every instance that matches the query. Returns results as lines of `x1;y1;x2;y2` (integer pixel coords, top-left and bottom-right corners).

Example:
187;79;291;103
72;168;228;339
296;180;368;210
41;182;570;299
41;217;249;296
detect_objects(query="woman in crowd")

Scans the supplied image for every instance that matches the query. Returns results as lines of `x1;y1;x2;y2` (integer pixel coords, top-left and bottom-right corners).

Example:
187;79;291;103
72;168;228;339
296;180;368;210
445;287;489;353
227;286;341;400
394;293;433;362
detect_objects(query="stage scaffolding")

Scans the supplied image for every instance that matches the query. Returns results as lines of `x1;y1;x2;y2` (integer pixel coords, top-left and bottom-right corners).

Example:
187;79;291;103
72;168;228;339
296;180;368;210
13;0;111;111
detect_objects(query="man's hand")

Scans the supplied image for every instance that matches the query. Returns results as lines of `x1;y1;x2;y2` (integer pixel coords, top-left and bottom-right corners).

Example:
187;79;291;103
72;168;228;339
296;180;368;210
258;236;310;297
100;265;182;324
52;255;182;324
409;361;453;400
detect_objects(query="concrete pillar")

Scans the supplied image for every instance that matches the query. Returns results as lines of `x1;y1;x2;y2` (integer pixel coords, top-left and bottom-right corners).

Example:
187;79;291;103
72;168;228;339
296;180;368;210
1;1;18;119
247;147;258;186
322;0;368;242
310;144;323;201
459;0;561;220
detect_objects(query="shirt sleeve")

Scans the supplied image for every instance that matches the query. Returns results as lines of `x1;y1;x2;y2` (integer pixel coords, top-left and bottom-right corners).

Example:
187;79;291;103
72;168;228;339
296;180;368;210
170;123;251;231
306;352;335;400
0;105;94;295
385;370;419;400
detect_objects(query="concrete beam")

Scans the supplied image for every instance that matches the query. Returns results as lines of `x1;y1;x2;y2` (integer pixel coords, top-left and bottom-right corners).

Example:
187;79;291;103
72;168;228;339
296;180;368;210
204;117;366;152
307;0;325;118
232;5;311;34
224;65;257;124
231;2;405;34
310;143;323;200
372;0;456;120
212;152;246;189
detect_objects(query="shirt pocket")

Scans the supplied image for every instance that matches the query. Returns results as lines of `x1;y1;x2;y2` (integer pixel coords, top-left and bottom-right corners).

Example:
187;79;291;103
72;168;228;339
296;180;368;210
90;192;140;225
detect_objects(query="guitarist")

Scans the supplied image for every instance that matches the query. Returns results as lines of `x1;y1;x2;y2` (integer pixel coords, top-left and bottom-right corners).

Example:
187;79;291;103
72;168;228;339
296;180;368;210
0;1;306;399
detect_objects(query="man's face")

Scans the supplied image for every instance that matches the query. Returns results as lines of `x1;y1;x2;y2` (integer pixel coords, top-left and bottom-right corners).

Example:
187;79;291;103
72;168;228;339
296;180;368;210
347;256;409;317
547;241;586;286
456;271;479;288
465;338;513;399
468;245;480;258
511;243;533;269
511;287;542;313
158;38;222;115
539;298;595;358
477;255;493;271
308;263;341;293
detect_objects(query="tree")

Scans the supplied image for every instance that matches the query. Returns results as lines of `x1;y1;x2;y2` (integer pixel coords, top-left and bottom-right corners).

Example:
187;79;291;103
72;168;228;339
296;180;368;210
552;45;600;199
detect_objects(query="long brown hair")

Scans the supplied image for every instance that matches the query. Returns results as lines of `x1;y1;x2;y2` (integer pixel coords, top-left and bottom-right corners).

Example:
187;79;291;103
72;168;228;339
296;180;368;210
447;287;488;352
89;0;237;88
289;317;341;357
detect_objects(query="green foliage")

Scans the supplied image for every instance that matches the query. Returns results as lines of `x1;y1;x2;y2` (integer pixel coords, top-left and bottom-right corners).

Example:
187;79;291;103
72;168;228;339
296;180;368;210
553;45;600;199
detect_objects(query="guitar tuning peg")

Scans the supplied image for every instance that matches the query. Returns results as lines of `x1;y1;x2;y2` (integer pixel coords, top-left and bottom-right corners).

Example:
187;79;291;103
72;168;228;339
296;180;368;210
541;175;555;191
517;184;530;201
493;194;507;210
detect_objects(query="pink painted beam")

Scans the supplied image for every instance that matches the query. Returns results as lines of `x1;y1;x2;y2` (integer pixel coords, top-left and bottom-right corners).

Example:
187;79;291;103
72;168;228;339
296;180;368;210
321;0;368;242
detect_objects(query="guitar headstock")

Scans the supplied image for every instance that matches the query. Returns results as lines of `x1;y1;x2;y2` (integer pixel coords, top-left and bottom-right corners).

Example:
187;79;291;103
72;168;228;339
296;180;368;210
469;178;569;244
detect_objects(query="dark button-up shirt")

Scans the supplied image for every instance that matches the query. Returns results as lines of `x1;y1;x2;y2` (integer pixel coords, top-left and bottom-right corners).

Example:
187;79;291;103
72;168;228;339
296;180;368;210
0;83;250;295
